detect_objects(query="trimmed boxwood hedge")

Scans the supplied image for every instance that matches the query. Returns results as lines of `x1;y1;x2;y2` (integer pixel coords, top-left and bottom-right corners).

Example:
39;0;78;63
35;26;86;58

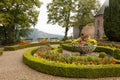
4;42;49;51
23;48;120;78
0;50;3;56
4;41;71;51
98;42;120;49
61;44;77;52
61;44;120;60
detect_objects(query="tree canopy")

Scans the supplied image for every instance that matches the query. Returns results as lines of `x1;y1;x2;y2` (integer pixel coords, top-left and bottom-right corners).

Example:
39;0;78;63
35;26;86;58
104;0;120;41
0;0;42;45
47;0;100;39
47;0;73;40
71;0;100;37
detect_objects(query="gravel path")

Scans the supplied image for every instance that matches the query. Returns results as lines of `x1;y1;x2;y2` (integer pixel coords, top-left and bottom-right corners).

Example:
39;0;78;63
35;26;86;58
0;46;120;80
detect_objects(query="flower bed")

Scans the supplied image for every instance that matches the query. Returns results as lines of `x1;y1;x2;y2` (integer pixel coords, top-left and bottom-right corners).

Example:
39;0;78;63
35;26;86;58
33;46;116;65
23;48;120;78
61;44;120;60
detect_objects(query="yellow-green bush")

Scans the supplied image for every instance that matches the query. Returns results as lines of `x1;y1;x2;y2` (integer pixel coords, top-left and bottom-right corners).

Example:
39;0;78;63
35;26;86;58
23;48;120;78
61;44;120;60
4;41;71;51
0;50;3;56
61;44;77;52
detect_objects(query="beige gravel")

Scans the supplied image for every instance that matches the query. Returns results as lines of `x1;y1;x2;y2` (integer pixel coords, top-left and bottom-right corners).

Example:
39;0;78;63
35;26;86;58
0;46;120;80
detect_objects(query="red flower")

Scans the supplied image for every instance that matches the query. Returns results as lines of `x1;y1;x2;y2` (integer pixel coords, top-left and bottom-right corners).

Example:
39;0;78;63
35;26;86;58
112;61;116;64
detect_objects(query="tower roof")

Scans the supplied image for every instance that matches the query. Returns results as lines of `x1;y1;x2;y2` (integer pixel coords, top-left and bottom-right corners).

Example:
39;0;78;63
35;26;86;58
95;0;109;17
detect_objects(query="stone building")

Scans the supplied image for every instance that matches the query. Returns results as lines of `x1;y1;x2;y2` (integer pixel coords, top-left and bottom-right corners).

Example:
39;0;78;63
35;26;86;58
94;0;109;39
73;0;109;39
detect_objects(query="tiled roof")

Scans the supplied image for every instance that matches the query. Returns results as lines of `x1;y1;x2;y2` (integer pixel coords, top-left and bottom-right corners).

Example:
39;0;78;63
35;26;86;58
95;0;109;17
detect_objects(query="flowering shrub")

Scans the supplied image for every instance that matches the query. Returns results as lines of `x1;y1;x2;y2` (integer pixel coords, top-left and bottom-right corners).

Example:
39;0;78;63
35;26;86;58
72;38;97;46
34;46;117;65
20;41;31;45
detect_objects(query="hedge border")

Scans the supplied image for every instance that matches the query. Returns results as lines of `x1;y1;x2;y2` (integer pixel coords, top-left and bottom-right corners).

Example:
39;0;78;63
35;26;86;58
61;44;120;60
0;50;3;56
4;41;71;51
23;48;120;78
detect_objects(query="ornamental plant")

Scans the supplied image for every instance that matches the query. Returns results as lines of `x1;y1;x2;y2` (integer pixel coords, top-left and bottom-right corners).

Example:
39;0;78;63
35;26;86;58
72;38;97;46
34;46;117;65
20;41;31;45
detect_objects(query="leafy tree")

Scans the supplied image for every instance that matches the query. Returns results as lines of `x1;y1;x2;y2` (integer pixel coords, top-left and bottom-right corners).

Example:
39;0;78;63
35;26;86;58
0;0;42;45
71;0;100;37
104;0;120;41
47;0;73;40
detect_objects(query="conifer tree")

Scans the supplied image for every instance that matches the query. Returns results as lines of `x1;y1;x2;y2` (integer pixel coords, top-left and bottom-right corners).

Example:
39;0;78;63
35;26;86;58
104;0;120;41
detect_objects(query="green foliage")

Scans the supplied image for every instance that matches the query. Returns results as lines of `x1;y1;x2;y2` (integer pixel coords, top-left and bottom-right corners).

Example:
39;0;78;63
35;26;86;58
114;49;120;60
0;0;42;44
104;0;120;41
0;50;3;56
61;44;77;52
4;42;50;51
99;52;107;58
94;46;114;56
47;0;73;39
71;0;100;36
62;44;120;60
47;0;100;38
3;41;71;51
23;48;120;78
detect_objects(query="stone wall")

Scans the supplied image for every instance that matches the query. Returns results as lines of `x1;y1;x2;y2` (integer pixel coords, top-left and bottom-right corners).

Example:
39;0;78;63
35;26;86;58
73;23;95;39
73;27;80;39
94;15;104;39
81;23;95;39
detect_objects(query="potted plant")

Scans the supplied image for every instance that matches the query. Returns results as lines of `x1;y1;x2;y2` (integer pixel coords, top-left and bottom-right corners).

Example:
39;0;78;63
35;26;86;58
72;38;97;55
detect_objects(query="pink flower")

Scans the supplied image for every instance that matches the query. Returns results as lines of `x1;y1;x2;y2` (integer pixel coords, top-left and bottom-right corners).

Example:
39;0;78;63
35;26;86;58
80;41;87;45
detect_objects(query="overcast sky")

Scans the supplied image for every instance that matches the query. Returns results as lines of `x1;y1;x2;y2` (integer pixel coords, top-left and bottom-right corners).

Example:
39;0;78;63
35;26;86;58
35;0;105;36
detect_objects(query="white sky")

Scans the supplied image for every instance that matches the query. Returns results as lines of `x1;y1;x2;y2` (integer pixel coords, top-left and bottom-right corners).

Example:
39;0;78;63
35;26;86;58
35;0;105;36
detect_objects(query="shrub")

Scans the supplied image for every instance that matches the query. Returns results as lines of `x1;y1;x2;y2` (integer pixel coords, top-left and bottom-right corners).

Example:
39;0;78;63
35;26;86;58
61;44;120;60
61;44;77;52
114;49;120;60
0;50;3;56
4;41;72;51
99;52;107;58
95;46;114;56
23;48;120;78
95;46;120;60
104;0;120;41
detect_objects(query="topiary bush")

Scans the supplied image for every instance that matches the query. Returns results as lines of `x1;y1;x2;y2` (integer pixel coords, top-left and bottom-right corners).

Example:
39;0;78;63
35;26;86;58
104;0;120;41
23;48;120;78
99;52;107;58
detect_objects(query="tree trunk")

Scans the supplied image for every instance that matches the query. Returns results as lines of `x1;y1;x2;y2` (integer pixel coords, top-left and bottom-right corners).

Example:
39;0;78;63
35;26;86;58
78;25;83;37
64;27;69;40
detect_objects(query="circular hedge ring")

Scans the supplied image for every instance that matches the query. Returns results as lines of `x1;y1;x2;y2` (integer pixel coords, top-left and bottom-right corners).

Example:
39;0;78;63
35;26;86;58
23;48;120;78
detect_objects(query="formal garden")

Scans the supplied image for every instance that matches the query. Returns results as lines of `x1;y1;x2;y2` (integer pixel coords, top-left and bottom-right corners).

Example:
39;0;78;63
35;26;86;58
1;0;120;80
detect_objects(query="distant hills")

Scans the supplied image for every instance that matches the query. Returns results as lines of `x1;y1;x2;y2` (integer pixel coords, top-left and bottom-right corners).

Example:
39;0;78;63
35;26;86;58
27;29;64;42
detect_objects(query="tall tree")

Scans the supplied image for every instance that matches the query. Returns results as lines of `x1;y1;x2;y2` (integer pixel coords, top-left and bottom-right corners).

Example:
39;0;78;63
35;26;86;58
71;0;100;37
104;0;120;41
47;0;73;40
0;0;42;45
